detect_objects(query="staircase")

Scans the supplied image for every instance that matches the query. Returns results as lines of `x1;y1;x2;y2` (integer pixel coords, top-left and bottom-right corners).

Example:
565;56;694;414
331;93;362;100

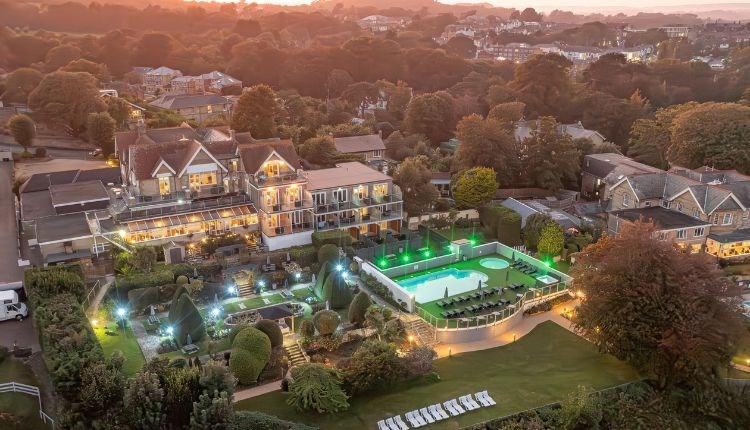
403;316;439;347
284;341;308;368
236;283;255;298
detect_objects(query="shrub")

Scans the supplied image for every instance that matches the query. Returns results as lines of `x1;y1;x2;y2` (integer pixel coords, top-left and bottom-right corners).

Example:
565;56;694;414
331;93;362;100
288;245;317;266
300;320;315;339
35;147;47;158
313;263;328;299
286;363;349;413
24;266;85;306
313;310;340;336
538;222;564;258
228;323;252;344
255;319;283;348
323;270;352;309
116;270;175;298
348;292;372;325
343;339;407;394
232;411;316;430
127;286;159;313
176;275;189;285
524;213;553;251
229;349;263;385
317;244;339;264
170;293;206;347
168;285;189;322
230;327;272;384
311;230;353;248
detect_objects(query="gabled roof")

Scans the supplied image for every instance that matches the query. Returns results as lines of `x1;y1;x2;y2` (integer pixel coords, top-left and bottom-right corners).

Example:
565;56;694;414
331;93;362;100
145;66;181;76
149;94;231;110
333;134;386;154
237;135;301;175
611;207;710;230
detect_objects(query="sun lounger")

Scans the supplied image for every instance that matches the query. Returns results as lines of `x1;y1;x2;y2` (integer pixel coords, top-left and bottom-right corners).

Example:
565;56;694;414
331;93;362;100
427;405;443;421
480;390;497;406
420;407;435;423
386;417;400;430
451;399;466;414
413;410;427;426
436;301;445;307
394;415;409;430
441;311;449;318
468;394;482;409
443;400;459;416
474;391;491;407
433;404;450;419
377;420;390;430
404;412;419;428
459;395;475;410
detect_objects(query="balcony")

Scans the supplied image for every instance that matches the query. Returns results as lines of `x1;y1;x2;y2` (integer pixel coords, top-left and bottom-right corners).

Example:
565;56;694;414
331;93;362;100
248;172;306;188
115;193;255;222
314;193;402;214
259;198;314;214
315;207;401;230
263;221;314;237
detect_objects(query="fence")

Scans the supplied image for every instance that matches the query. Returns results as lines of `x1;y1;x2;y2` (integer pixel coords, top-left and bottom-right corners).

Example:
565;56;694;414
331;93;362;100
0;382;55;429
81;279;102;315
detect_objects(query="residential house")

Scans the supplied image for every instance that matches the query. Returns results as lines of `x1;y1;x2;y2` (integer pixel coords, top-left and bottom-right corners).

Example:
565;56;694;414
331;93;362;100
143;66;182;94
608;206;710;253
580;153;661;200
357;15;410;33
501;198;581;230
149;94;232;123
514;120;608;146
431;172;451;197
333;134;386;161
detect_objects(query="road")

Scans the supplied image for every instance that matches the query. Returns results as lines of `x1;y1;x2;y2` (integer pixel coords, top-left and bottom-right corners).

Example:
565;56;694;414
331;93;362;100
0;136;90;160
0;161;23;285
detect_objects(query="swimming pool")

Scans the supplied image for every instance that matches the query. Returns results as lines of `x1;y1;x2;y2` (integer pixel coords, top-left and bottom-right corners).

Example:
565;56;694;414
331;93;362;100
479;258;510;270
398;268;489;303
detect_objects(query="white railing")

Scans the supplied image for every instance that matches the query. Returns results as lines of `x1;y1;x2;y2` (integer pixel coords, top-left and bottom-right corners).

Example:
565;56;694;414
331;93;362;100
0;382;54;429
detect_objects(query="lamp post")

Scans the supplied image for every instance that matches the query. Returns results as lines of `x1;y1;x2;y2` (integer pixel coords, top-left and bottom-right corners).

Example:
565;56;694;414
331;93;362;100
116;307;127;329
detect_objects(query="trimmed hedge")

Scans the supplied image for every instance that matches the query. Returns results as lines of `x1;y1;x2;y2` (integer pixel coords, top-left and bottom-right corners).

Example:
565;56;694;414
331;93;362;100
313;263;328;300
255;319;283;348
127;286;159;312
115;269;174;298
317;244;340;265
24;266;85;306
348;291;372;325
313;310;340;336
323;270;352;309
230;327;272;384
288;244;317;266
479;204;521;246
300;320;315;339
311;230;353;248
232;411;316;430
168;285;189;322
171;293;206;347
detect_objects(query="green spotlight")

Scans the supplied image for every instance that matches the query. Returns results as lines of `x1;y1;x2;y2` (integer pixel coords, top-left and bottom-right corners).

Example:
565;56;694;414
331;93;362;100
378;259;388;268
469;238;477;246
423;249;431;258
544;261;551;268
401;254;410;263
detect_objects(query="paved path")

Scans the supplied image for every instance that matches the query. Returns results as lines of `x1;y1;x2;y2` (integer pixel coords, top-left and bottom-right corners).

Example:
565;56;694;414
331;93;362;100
233;379;283;402
0;161;23;285
86;275;114;316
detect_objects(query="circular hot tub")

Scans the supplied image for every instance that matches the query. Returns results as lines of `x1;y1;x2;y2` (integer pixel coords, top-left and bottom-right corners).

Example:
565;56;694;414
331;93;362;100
479;258;510;270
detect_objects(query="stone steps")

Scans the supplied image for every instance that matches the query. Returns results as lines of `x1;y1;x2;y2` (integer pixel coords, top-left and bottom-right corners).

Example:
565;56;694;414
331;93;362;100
284;342;308;367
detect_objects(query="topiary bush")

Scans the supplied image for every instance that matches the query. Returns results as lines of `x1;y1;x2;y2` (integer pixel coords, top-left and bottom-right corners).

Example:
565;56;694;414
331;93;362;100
313;262;328;300
168;285;189;322
170;293;206;347
255;319;283;348
300;320;315;339
228;323;252;344
317;244;339;264
176;275;189;285
230;327;272;384
229;348;262;385
323;270;352;309
127;286;159;313
312;310;340;336
348;291;372;325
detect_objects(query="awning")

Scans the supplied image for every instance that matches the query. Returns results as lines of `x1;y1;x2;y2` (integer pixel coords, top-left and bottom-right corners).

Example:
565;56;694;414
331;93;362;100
125;204;256;233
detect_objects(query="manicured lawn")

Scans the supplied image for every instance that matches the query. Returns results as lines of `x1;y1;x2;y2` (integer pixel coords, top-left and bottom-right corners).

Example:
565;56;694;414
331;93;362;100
432;227;484;243
223;293;285;314
95;321;145;377
236;321;638;430
0;358;48;430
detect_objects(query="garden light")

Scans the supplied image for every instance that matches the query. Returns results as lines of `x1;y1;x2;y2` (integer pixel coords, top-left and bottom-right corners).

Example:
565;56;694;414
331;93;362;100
423;249;431;258
378;259;388;268
336;264;343;272
469;238;477;246
211;308;220;317
544;261;551;268
401;254;410;263
91;319;98;326
227;286;236;294
342;272;349;279
295;272;301;280
258;280;266;287
116;308;126;318
166;326;174;335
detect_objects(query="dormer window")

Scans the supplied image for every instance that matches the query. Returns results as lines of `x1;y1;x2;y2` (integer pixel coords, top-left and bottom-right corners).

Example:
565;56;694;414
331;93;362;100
622;194;629;207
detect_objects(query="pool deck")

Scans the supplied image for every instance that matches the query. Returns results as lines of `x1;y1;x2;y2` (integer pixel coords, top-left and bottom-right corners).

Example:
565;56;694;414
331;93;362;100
396;254;556;320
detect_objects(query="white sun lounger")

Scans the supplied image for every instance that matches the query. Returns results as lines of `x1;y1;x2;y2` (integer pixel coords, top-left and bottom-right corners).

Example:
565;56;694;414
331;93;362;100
443;400;459;416
420;407;435;423
433;404;450;419
474;391;491;407
451;399;466;414
482;390;497;406
377;420;389;430
394;415;409;430
466;394;482;410
459;395;476;411
411;410;426;427
405;412;421;428
386;417;400;430
428;405;444;420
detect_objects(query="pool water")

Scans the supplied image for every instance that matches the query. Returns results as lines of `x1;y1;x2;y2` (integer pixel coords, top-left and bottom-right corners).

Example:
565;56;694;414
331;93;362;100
398;268;489;303
479;258;510;270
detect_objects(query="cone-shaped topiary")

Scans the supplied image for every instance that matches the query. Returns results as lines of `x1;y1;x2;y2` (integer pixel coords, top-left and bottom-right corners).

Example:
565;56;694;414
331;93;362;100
317;244;339;264
348;291;372;325
300;319;315;339
230;326;272;384
255;319;283;348
171;292;206;347
168;284;189;322
323;270;352;309
313;262;328;300
312;309;340;336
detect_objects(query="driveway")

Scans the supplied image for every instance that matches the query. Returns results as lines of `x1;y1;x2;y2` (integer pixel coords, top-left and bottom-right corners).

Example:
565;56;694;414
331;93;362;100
0;161;23;285
0;317;41;352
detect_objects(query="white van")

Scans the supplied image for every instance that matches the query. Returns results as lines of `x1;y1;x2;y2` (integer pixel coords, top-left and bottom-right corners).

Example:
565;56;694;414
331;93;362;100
0;290;28;321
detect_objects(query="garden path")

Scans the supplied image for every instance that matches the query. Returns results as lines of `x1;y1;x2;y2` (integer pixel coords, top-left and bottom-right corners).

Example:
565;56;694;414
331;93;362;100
131;320;160;360
233;379;284;402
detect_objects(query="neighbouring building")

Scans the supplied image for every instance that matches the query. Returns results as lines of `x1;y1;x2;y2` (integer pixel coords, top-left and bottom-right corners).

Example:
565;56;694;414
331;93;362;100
430;172;451;198
149;94;233;123
514;121;608;146
580;153;662;200
501;198;581;230
357;15;410;33
608;206;711;253
143;66;182;94
333;134;386;161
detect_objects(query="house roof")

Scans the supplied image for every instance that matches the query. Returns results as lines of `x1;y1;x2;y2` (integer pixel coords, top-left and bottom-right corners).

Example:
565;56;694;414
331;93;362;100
49;180;109;207
708;228;750;244
582;153;661;182
430;172;451;182
305;162;392;190
20;191;56;220
333;134;386;154
610;206;709;230
237;137;301;175
19;168;121;193
35;212;92;244
149;94;231;110
145;66;181;76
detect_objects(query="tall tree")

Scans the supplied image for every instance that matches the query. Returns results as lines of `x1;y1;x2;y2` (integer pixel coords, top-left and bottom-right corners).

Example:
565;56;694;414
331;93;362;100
537;221;564;258
286;363;349;414
523;213;553;251
325;69;354;99
511;54;573;120
403;91;455;145
452;167;499;209
341;81;379;117
133;32;174;67
521;117;580;190
298;136;338;167
231;84;279;138
124;371;167;428
453;114;519;184
1;67;44;104
487;101;526;131
394;157;438;215
87;112;116;156
28;71;106;135
571;222;745;390
7;114;35;152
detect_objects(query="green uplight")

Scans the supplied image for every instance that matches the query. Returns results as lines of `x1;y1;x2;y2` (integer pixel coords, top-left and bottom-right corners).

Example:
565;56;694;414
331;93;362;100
401;254;410;263
423;249;432;258
544;261;551;268
378;259;388;268
469;238;477;246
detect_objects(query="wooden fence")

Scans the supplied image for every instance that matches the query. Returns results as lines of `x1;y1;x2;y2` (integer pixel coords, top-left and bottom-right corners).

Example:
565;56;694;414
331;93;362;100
0;381;55;428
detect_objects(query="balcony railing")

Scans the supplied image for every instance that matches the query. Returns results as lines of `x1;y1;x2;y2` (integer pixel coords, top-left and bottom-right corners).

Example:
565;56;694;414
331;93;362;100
314;194;402;214
115;194;254;222
260;199;314;213
263;221;314;237
315;208;401;230
248;172;306;188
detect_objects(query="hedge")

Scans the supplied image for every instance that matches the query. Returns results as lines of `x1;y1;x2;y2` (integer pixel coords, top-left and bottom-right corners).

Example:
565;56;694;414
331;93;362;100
232;411;316;430
287;244;317;266
230;327;272;384
171;293;206;347
479;204;521;245
115;270;175;298
348;291;372;325
323;271;352;309
312;310;340;336
24;266;85;307
311;230;353;248
255;319;283;348
317;244;340;265
127;286;160;313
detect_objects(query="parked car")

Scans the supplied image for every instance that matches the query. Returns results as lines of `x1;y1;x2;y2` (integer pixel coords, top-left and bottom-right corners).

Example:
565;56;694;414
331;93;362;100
89;148;102;157
0;290;28;321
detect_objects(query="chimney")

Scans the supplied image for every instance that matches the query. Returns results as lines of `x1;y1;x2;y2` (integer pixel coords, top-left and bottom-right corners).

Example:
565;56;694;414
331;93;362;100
378;129;383;139
230;129;235;141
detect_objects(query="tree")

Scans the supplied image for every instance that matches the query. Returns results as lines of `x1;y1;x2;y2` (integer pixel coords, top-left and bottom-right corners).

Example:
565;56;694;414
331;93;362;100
479;204;522;245
523;213;553;251
7;114;35;151
106;97;132;129
171;293;206;347
28;71;106;134
124;371;166;428
521;116;580;190
486;84;517;108
298;136;338;167
511;54;572;119
312;310;340;336
394;157;438;215
233;411;316;430
231;84;279;137
133;32;174;67
323;269;352;309
487;102;526;130
317;244;340;265
80;361;124;414
520;7;543;22
667;103;750;173
286;363;349;413
300;320;315;339
570;222;745;390
163;366;201;429
326;69;355;99
0;67;43;104
198;360;236;398
348;291;372;326
343;339;407;394
445;36;476;58
452;167;499;209
537;222;564;258
626;118;669;169
87;112;116;156
403;345;437;376
453;114;519;184
130;246;157;273
255;319;283;348
188;390;233;430
230;327;272;384
341;81;379;117
403;91;455;145
559;385;602;430
364;305;387;341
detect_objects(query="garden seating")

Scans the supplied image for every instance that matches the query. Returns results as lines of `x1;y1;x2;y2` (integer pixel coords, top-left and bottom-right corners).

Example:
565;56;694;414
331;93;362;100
405;411;422;428
431;404;449;420
181;344;199;355
443;400;460;416
460;394;482;410
394;415;409;430
450;399;466;414
385;417;399;430
148;315;160;325
377;420;389;430
419;407;435;423
476;390;497;406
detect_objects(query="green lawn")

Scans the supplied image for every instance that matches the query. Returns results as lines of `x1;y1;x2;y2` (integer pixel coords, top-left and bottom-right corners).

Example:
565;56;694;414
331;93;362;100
236;321;638;430
223;293;285;314
432;227;484;243
95;321;145;377
0;358;48;430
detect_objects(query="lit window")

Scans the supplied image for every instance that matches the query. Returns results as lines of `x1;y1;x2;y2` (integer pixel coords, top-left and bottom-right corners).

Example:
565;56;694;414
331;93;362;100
677;202;683;211
694;227;704;237
189;172;216;190
333;189;347;202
